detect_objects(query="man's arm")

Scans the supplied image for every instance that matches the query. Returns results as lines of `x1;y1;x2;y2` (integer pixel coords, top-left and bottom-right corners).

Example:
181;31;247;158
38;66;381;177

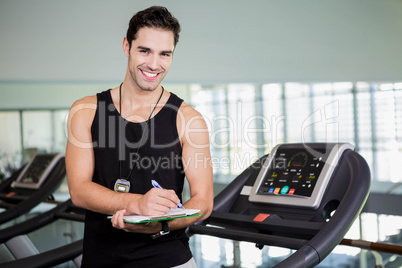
170;103;214;226
66;96;180;217
111;102;214;232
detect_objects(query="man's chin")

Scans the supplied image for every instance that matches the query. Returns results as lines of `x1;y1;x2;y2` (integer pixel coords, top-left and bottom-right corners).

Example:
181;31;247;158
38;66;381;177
139;85;158;92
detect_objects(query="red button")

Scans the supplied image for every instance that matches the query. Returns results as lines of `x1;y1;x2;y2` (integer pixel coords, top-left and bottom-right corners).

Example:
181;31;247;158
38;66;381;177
288;188;295;195
253;213;271;222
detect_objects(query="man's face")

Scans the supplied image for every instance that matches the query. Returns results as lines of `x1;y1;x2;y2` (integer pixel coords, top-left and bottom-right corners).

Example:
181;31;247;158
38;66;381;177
124;27;175;92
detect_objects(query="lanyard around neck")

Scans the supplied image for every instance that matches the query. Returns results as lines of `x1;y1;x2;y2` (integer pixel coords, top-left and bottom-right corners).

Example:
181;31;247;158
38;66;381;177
118;82;165;181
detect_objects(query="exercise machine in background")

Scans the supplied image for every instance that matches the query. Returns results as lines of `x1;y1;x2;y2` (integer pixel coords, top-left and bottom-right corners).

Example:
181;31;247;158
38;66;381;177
189;143;372;267
0;153;70;265
0;153;65;225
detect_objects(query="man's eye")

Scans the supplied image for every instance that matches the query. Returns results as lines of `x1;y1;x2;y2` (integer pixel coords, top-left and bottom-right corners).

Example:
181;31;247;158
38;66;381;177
140;50;149;54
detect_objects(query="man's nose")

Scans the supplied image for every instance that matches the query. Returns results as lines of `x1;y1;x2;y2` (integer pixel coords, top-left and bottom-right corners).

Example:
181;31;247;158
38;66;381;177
146;54;159;70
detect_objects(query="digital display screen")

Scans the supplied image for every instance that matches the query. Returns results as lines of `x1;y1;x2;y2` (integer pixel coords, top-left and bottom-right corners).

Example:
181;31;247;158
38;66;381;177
256;148;328;197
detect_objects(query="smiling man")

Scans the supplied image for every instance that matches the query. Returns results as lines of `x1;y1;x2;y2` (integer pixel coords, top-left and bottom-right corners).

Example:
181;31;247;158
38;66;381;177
65;6;213;267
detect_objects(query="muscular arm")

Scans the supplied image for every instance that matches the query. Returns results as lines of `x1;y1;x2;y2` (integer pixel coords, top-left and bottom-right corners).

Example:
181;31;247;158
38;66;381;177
66;96;180;217
168;103;214;229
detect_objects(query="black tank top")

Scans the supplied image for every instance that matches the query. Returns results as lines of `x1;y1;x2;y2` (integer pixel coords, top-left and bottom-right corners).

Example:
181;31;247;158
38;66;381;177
81;89;192;267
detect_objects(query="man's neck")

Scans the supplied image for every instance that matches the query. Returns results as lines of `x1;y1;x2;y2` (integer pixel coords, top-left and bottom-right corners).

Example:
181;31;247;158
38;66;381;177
121;80;163;107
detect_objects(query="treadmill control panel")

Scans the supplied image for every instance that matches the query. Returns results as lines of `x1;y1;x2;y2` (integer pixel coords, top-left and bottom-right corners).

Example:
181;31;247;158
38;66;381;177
11;153;64;190
249;143;354;208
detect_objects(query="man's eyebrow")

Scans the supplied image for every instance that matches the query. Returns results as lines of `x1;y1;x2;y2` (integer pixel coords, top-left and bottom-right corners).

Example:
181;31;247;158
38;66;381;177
137;46;150;51
136;46;173;55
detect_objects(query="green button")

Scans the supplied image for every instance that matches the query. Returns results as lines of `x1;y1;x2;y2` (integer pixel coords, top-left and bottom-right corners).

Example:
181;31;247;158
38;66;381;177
281;186;289;194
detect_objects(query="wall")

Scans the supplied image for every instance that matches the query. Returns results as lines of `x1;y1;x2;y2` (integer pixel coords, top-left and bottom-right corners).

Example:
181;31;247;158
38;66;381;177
0;82;191;109
0;0;402;108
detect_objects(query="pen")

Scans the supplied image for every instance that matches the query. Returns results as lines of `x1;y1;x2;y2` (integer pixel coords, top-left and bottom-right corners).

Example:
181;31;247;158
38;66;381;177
151;180;185;209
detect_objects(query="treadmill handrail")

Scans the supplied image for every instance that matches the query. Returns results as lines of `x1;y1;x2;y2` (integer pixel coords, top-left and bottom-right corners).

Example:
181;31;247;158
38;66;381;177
214;155;267;213
187;155;267;237
0;239;83;268
0;165;24;192
208;211;325;237
0;200;71;243
190;224;308;250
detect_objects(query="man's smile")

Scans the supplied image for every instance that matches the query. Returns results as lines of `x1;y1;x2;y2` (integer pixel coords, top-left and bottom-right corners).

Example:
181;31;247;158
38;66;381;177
141;70;160;80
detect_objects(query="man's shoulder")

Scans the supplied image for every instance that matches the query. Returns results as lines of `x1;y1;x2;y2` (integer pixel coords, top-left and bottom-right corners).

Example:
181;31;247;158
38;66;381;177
71;95;97;108
68;95;98;124
178;101;202;119
177;101;208;131
176;101;210;148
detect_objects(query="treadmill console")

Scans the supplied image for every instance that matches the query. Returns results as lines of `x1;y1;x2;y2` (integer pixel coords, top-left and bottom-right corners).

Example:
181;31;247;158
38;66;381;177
249;143;354;209
11;153;64;190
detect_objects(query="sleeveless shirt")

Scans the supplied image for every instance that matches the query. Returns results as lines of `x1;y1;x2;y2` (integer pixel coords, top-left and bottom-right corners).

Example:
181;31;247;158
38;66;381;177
81;89;192;267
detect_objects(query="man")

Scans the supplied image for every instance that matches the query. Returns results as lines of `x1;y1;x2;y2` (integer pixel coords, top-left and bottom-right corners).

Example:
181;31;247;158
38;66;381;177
66;6;213;267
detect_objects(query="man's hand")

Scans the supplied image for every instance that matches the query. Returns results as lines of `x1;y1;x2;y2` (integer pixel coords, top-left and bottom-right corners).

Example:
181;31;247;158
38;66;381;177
111;188;180;233
111;209;161;234
136;188;181;216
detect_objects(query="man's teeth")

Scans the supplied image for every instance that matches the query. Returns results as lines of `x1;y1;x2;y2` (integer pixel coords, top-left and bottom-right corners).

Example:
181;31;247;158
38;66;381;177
143;71;157;78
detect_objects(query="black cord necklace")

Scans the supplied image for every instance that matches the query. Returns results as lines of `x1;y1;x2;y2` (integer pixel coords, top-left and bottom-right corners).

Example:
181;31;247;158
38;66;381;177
114;82;165;193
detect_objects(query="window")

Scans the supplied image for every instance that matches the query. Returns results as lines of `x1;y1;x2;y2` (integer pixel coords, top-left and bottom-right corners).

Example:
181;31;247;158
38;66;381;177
0;109;68;181
190;81;402;184
0;111;22;178
188;81;402;268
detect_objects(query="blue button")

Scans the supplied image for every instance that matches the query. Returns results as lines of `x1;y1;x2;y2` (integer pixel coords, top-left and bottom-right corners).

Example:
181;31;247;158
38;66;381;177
268;187;274;194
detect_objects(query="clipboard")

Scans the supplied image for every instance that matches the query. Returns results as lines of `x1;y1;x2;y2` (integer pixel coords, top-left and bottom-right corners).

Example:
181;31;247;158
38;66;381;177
107;208;203;224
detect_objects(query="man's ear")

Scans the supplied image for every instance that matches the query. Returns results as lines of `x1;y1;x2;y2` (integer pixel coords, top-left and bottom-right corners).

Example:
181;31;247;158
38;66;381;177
123;37;130;57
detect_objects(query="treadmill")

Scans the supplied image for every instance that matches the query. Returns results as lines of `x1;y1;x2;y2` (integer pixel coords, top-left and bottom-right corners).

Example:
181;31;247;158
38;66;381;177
0;153;66;225
0;153;73;266
189;143;371;268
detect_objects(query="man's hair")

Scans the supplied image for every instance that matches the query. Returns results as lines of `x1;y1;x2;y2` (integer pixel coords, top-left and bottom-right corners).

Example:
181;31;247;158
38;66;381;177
126;6;181;49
